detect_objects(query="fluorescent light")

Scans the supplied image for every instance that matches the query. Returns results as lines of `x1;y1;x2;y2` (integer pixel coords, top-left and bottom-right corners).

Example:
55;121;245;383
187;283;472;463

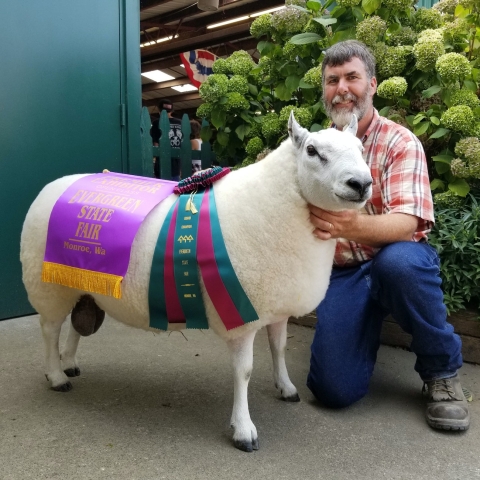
171;84;198;92
250;6;285;17
141;70;175;82
156;34;179;43
207;15;249;29
140;35;178;48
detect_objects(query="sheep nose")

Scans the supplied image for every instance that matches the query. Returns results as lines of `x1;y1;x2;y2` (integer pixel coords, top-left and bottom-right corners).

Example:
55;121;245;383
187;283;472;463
346;178;372;198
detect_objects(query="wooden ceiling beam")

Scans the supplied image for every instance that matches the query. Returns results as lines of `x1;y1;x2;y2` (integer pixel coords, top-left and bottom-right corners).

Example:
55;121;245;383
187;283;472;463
140;4;200;28
141;56;185;72
182;0;282;29
141;21;251;62
142;92;201;107
140;0;177;12
142;77;192;93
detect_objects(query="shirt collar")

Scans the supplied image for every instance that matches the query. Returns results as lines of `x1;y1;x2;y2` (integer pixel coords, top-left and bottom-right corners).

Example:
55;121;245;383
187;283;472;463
361;108;379;144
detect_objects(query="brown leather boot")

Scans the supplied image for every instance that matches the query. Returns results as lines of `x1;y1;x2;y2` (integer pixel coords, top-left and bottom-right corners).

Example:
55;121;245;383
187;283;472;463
424;375;470;431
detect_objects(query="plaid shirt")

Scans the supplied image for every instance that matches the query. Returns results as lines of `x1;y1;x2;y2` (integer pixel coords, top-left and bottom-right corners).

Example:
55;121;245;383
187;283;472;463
334;109;435;267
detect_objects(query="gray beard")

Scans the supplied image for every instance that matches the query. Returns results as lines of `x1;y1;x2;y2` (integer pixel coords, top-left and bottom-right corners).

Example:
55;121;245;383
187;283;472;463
323;87;371;129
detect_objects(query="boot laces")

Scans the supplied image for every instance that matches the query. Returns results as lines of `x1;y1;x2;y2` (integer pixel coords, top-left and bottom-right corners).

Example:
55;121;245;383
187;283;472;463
423;378;456;401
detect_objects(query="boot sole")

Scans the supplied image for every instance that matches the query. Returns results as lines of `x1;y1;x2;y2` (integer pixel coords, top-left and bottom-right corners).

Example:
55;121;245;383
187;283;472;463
426;417;470;431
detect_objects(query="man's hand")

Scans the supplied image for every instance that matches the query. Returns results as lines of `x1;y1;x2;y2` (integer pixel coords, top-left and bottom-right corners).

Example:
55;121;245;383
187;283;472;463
309;204;419;247
309;206;362;241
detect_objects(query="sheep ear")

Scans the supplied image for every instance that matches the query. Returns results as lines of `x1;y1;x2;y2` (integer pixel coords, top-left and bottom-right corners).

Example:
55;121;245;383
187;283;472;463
288;111;308;149
342;114;358;136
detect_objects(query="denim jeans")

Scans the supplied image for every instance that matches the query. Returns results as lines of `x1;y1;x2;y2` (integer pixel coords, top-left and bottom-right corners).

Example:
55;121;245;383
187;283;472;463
307;241;463;408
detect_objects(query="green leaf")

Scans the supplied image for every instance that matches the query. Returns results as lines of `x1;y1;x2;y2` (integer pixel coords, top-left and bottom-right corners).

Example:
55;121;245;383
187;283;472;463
454;3;468;18
330;6;346;17
352;6;364;21
290;32;322;45
310;123;323;132
413;114;426;125
306;0;322;12
331;28;356;43
464;80;477;92
429;128;450;139
448;179;470;197
362;0;381;15
313;17;337;27
235;124;250;141
275;83;293;101
257;41;275;55
216;131;229;146
432;154;453;165
430;178;445;191
378;106;391;117
411;72;430;90
435;161;450;175
430;116;440;126
285;75;301;91
240;111;252;123
405;115;416;127
211;109;226;129
422;85;442;98
413;121;430;136
387;23;401;34
248;84;258;96
299;78;315;89
200;125;212;142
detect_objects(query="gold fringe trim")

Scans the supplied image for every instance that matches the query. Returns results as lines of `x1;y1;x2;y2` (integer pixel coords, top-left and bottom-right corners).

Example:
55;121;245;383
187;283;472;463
42;262;123;299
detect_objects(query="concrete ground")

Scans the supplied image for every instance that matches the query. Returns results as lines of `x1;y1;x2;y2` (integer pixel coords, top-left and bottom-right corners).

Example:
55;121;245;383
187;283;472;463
1;315;479;480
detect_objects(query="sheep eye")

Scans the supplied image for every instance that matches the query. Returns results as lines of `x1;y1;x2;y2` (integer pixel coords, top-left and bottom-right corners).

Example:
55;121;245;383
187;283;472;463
306;145;317;156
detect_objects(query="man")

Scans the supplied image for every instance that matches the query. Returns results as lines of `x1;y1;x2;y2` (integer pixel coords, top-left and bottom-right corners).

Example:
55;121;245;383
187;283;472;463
307;40;470;431
150;98;182;181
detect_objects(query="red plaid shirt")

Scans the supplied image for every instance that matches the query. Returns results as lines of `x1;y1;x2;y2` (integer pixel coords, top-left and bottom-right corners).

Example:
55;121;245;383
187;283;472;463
334;109;435;267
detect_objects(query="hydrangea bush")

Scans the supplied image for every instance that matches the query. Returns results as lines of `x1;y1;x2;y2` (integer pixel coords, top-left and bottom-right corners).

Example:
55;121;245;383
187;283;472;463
196;0;480;313
198;0;479;182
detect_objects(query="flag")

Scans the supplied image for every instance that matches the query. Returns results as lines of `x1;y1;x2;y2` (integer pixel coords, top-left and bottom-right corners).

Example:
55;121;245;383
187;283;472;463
180;49;218;88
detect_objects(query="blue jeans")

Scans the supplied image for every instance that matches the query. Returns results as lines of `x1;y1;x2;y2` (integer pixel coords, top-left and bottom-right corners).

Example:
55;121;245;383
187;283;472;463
307;242;463;408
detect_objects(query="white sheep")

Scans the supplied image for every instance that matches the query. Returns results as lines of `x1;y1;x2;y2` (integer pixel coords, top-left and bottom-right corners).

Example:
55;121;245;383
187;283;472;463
20;114;372;452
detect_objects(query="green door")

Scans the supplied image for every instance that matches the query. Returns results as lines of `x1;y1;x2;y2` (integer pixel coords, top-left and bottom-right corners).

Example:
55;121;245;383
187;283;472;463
0;1;142;319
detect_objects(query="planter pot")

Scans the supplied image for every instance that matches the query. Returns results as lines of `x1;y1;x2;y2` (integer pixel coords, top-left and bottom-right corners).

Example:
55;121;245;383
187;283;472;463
290;308;480;365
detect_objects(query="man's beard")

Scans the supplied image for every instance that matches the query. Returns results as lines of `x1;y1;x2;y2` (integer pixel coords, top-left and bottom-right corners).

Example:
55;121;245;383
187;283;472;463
323;86;372;129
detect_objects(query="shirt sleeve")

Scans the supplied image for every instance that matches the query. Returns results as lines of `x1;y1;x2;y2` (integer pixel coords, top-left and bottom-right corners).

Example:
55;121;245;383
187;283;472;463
381;129;435;240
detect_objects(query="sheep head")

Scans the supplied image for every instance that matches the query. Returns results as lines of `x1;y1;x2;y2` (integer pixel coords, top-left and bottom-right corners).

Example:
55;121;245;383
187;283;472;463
288;112;372;211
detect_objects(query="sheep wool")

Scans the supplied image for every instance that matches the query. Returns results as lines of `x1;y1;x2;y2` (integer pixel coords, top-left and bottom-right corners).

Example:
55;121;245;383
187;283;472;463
20;113;372;452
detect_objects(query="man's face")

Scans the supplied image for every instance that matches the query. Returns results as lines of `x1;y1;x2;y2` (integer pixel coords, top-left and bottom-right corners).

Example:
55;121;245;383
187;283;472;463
322;57;377;129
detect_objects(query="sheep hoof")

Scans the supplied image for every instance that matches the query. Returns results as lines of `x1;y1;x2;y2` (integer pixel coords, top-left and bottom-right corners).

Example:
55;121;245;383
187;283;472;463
51;381;73;392
282;393;300;402
64;367;81;377
233;438;258;452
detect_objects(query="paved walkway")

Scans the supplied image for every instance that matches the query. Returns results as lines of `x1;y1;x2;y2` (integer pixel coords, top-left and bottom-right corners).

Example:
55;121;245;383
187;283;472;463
1;315;479;480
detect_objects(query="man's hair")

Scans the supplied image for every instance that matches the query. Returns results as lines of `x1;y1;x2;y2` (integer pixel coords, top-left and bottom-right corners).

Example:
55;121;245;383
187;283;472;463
321;40;376;81
158;98;174;112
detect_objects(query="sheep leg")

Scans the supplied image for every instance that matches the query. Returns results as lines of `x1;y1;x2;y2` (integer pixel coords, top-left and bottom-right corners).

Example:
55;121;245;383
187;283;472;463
40;315;72;391
227;329;259;452
60;322;81;377
267;319;300;402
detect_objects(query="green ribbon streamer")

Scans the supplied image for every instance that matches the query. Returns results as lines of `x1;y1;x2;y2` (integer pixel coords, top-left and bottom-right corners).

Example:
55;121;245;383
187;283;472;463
148;198;179;331
174;192;209;329
208;188;258;323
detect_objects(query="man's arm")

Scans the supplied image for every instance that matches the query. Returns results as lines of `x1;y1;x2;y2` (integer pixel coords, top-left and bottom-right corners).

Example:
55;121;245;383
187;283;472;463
309;206;419;247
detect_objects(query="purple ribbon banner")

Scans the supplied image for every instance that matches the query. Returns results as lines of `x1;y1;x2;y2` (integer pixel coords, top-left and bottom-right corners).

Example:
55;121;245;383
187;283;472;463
42;172;176;298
